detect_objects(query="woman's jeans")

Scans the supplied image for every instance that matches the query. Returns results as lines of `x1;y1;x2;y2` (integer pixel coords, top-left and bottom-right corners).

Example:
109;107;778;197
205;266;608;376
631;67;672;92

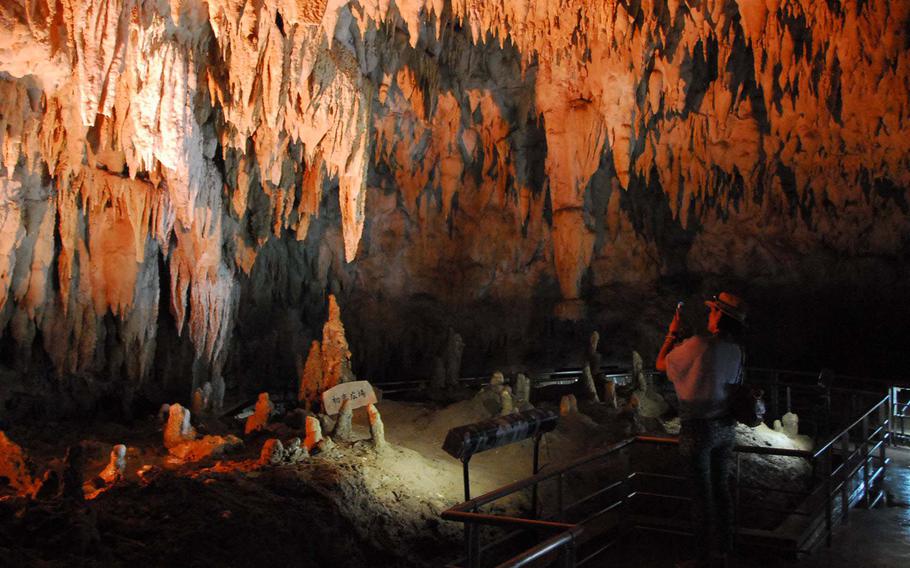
679;417;736;561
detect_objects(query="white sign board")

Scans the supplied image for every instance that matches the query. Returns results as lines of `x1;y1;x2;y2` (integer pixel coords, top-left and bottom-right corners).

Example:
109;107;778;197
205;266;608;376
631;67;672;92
322;381;377;415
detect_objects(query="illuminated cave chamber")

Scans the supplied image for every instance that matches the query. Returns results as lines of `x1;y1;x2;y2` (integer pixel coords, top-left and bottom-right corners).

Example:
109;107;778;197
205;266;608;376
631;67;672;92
0;0;907;566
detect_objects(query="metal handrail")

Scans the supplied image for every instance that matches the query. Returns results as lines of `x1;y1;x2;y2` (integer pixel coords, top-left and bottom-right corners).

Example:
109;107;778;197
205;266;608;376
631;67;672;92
442;388;895;567
496;526;584;568
812;395;889;459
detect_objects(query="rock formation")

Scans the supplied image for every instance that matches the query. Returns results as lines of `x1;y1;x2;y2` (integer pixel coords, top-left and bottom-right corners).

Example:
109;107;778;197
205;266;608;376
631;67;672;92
98;444;127;485
0;430;35;495
303;415;323;452
581;365;600;403
513;373;531;409
560;394;578;416
333;399;353;442
245;393;274;435
0;0;907;402
367;404;386;451
164;404;196;449
164;402;240;461
298;295;355;409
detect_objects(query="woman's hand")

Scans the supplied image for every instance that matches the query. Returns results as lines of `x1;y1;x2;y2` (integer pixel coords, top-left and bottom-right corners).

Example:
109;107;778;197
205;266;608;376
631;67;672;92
667;307;682;337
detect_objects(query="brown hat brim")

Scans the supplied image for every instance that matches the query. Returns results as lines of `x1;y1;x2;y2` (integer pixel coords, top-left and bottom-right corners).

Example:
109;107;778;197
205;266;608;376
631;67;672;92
704;300;747;323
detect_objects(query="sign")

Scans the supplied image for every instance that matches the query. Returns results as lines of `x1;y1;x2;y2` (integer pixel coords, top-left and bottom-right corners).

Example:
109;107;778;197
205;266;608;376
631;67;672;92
322;381;377;415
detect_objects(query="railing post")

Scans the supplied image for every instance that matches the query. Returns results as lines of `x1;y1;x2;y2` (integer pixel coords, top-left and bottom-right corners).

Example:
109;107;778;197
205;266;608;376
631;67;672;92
734;452;742;549
557;472;565;522
532;433;541;517
558;539;576;568
880;398;889;493
465;510;480;568
824;449;833;547
840;432;849;524
862;414;871;508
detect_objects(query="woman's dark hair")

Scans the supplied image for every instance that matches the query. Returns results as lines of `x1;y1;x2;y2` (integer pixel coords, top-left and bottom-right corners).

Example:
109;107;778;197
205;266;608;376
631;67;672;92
716;313;745;342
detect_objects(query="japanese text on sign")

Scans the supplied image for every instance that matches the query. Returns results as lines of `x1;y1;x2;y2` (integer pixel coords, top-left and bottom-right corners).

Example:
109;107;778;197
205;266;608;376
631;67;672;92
322;381;377;415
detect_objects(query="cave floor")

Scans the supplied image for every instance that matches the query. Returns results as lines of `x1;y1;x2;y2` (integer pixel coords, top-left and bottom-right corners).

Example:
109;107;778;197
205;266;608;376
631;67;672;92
797;444;910;568
602;445;910;567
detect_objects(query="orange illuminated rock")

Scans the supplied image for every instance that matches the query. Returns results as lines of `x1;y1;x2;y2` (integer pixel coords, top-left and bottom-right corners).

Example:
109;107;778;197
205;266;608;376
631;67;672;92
0;431;36;496
298;295;355;409
321;295;354;391
163;402;240;462
298;340;323;408
245;393;273;435
98;444;127;485
164;404;197;449
168;435;243;463
0;0;907;391
303;415;323;452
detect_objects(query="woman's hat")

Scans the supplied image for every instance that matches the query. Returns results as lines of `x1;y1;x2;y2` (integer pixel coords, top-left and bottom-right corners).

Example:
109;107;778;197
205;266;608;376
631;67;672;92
705;292;747;323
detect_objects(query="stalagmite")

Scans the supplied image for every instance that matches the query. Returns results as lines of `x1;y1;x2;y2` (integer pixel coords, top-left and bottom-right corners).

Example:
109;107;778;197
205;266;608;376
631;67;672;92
782;412;799;438
490;372;505;393
259;439;285;466
164;403;240;462
164;404;196;449
303;416;323;452
367;404;386;451
211;376;226;414
334;399;353;442
321;295;355;390
191;388;206;417
500;387;514;416
603;380;618;409
444;330;465;388
586;332;602;376
299;341;323;409
581;366;600;403
245;393;273;435
632;352;647;393
514;373;531;409
560;395;578;416
98;444;127;484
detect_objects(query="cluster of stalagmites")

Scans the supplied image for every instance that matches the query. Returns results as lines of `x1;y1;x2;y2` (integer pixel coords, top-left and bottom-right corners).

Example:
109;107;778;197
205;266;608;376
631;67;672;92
0;430;128;501
0;295;389;505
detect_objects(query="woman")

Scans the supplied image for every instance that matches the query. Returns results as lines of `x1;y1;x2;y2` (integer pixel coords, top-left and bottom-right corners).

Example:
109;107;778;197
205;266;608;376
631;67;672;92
656;292;747;568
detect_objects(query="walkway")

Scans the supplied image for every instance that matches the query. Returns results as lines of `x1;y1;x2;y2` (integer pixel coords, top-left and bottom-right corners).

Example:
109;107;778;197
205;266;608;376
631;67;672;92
798;444;910;568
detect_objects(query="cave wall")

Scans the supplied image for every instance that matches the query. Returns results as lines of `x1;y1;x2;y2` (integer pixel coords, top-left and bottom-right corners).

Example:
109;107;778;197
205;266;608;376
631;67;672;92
0;0;908;411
